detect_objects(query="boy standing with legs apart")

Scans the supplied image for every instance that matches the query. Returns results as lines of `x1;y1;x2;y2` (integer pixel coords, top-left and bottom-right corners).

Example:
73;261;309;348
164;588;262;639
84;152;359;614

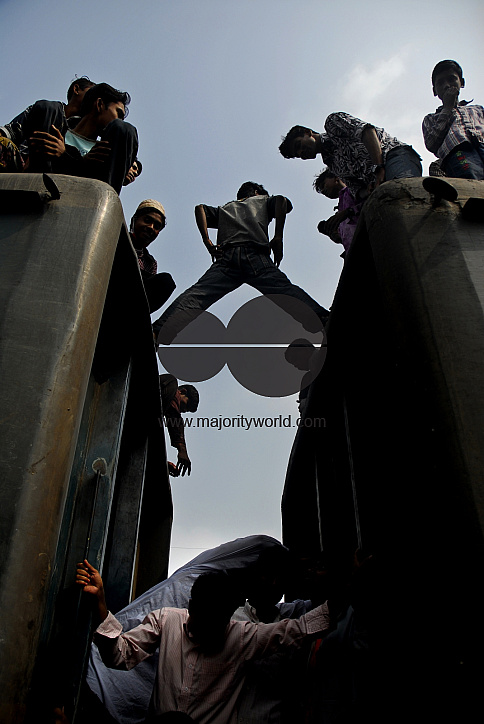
422;60;484;179
153;182;329;344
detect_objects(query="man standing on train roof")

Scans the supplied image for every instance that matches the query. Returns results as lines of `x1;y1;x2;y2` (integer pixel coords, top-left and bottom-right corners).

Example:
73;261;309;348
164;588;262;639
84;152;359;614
153;181;329;344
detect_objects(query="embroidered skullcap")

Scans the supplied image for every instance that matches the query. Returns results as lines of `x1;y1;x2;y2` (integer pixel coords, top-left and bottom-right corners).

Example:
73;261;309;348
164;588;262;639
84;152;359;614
135;199;166;221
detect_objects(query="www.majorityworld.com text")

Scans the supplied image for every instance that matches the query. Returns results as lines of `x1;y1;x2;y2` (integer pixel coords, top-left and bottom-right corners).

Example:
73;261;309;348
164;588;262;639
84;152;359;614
166;414;326;431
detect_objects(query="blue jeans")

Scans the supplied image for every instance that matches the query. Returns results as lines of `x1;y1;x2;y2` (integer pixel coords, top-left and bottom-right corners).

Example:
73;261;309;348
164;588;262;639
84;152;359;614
385;145;422;180
154;246;328;343
442;142;484;180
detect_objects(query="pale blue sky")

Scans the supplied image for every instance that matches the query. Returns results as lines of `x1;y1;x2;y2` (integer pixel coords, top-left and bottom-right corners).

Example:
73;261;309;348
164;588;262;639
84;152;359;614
2;0;483;575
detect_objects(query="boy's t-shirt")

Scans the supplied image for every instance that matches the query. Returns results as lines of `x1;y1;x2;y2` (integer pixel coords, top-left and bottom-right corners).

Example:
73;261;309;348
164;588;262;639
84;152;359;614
202;194;293;252
64;129;96;156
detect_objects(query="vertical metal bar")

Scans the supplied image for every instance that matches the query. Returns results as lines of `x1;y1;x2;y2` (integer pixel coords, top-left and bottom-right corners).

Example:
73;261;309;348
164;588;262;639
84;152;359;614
343;396;362;549
84;458;107;560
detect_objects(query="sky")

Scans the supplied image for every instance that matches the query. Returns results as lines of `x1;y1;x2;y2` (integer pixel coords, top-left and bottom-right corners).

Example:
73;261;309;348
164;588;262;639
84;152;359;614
1;0;483;577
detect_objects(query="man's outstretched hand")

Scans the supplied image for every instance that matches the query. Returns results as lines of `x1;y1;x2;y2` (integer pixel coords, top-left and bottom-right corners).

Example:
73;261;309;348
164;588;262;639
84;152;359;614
76;559;103;595
76;559;108;622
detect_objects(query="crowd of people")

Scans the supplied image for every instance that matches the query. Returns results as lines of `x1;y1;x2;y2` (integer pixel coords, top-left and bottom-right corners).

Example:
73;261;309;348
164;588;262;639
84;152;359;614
2;59;483;723
77;536;375;724
279;59;483;256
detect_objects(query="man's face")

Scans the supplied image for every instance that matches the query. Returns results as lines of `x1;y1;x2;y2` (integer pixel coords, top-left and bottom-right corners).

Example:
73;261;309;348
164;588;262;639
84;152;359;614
433;70;463;102
290;132;318;160
123;161;140;186
132;211;164;248
97;100;126;129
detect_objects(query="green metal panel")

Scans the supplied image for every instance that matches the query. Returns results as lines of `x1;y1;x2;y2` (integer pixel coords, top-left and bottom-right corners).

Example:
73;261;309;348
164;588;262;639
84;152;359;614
0;173;172;722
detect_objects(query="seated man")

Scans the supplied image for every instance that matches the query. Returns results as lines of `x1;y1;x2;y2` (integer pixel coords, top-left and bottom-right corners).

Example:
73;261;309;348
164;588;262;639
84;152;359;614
279;113;422;200
159;373;199;477
129;199;176;313
76;563;331;724
0;75;95;170
153;182;329;344
313;169;362;257
28;83;138;194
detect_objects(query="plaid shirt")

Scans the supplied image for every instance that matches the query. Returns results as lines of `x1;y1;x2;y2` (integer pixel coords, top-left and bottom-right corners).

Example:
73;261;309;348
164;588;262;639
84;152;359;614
422;101;484;160
321;112;406;198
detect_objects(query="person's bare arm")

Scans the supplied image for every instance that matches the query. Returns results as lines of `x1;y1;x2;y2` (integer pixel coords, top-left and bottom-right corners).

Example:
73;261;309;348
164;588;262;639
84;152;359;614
195;204;220;262
270;195;288;267
76;559;108;625
361;125;385;187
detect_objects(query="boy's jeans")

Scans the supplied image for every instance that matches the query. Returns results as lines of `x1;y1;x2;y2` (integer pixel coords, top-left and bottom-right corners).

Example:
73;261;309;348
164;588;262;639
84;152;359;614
385;145;422;180
442;142;484;180
154;246;327;344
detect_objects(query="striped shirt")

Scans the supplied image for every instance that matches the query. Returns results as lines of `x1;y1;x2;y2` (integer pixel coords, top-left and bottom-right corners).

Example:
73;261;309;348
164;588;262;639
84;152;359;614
422;101;484;160
94;604;330;724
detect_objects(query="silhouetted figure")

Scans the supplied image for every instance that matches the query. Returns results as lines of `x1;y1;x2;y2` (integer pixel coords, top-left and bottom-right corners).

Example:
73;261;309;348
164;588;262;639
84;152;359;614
285;339;317;414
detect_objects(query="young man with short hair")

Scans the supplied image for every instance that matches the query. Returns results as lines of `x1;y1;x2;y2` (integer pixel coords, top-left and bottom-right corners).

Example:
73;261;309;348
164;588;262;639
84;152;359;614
28;83;138;194
159;373;198;476
58;82;138;193
279;114;422;199
153;181;329;344
422;60;484;179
